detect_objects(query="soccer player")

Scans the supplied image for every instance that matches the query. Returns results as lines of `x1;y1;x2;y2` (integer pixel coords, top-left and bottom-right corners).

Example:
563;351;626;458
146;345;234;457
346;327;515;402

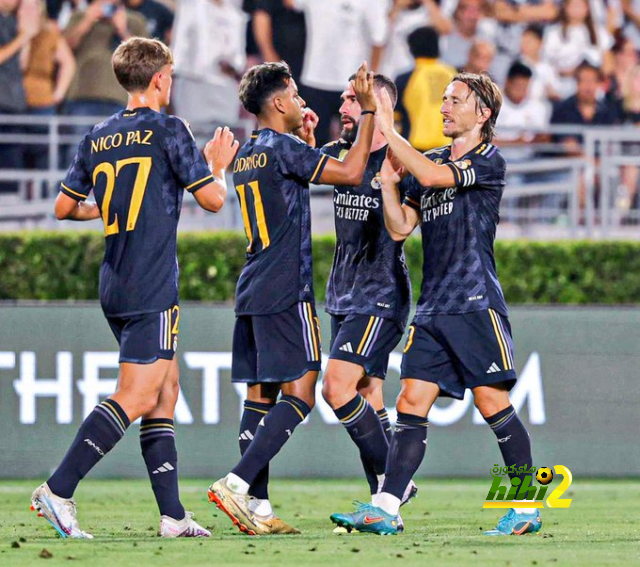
207;60;377;536
320;74;416;525
30;37;238;539
331;73;541;536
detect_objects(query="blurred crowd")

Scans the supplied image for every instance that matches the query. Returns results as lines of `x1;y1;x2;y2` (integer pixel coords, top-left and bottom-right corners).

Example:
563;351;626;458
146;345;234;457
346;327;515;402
2;0;640;208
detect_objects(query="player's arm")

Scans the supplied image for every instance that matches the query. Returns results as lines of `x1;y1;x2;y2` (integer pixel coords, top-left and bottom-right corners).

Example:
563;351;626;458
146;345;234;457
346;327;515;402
196;127;239;212
56;135;100;221
375;87;456;189
379;154;420;241
54;193;100;221
317;61;376;185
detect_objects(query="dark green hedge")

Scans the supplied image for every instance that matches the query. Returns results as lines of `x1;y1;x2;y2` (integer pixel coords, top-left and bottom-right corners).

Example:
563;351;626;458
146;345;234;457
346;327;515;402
1;232;639;304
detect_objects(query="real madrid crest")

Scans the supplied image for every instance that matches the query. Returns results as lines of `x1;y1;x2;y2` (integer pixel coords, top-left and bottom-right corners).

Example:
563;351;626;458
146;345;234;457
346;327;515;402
371;174;382;190
433;158;443;165
453;159;472;169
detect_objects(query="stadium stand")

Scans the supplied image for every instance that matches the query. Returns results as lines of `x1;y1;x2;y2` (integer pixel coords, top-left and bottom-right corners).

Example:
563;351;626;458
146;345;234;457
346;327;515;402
2;0;640;235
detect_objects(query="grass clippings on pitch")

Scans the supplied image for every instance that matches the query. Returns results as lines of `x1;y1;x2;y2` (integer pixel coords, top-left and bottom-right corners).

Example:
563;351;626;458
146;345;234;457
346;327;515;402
0;479;637;566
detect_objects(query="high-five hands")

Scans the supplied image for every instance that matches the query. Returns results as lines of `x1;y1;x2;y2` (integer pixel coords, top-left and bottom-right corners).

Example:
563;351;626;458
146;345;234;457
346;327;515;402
373;87;395;135
351;61;377;113
205;126;239;173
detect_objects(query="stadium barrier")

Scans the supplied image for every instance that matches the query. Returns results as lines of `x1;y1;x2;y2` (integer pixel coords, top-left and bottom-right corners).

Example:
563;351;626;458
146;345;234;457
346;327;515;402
0;303;637;478
2;114;640;236
3;232;640;304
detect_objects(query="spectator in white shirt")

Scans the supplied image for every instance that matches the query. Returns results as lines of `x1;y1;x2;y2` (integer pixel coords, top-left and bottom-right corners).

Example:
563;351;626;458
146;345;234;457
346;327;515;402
287;0;389;146
519;25;560;101
171;0;247;140
542;0;613;98
497;61;550;161
381;0;451;80
496;61;551;220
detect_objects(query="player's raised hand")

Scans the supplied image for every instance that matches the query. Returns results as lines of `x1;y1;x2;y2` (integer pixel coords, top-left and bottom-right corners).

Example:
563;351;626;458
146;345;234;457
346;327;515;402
379;149;405;187
205;126;239;173
294;107;319;147
374;87;395;135
351;61;377;113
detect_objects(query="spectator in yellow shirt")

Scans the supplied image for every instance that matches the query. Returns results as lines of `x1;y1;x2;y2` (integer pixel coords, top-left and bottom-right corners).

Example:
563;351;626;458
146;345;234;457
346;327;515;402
394;26;456;152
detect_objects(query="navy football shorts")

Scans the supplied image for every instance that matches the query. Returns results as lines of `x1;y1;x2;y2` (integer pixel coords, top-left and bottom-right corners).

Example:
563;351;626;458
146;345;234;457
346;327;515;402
107;305;179;364
329;314;404;379
232;301;322;384
401;308;517;399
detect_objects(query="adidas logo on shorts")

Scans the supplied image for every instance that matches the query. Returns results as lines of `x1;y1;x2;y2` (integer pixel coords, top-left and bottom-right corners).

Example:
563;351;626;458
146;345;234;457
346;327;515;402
339;342;354;353
486;362;501;373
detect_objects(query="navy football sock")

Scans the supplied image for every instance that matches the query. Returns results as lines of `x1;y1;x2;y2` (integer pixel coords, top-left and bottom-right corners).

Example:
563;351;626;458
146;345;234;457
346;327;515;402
47;399;130;499
382;412;429;500
140;418;185;520
232;395;311;486
334;395;389;494
377;408;393;444
239;400;275;500
484;405;534;491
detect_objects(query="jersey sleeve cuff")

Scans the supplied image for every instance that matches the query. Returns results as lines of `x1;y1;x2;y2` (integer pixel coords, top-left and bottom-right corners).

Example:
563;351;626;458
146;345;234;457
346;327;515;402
60;183;89;202
185;174;214;193
309;154;329;184
404;196;420;211
445;162;476;188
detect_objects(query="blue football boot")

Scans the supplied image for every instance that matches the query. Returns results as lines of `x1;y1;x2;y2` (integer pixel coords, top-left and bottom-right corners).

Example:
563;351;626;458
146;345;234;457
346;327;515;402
330;501;399;535
484;508;542;536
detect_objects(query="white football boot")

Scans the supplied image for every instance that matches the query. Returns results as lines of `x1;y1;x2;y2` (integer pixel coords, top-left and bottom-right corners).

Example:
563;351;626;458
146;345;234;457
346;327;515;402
31;483;93;539
159;512;211;538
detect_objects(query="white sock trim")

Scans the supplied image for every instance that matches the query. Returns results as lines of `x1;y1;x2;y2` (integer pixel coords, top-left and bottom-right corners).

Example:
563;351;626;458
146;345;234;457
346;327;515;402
376;492;401;516
512;500;536;514
226;473;250;495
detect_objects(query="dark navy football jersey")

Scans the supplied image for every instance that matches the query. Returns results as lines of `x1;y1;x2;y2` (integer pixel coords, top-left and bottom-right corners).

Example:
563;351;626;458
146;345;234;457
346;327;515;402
402;142;508;318
321;141;411;326
232;129;330;315
61;107;213;316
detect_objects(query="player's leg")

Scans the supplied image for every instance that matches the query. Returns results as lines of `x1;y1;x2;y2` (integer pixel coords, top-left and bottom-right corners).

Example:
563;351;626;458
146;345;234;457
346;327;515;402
356;375;389;494
438;309;540;535
228;370;317;493
323;315;403;495
330;320;454;534
358;376;392;442
209;302;321;534
32;357;168;538
323;359;388;495
32;311;175;538
239;383;278;514
140;356;211;537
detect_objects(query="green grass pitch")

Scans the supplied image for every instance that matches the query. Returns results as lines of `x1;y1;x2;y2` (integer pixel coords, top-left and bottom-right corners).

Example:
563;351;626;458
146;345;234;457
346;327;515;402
0;479;637;566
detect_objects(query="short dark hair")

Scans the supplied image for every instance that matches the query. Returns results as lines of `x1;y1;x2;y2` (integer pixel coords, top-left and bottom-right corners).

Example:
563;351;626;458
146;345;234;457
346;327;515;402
112;37;173;92
238;61;292;116
507;61;533;81
574;60;604;81
347;73;398;107
451;72;503;142
407;26;439;59
522;25;544;41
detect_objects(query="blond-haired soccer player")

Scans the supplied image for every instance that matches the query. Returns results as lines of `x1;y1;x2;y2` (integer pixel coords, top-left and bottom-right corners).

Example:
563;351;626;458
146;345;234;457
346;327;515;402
31;37;237;539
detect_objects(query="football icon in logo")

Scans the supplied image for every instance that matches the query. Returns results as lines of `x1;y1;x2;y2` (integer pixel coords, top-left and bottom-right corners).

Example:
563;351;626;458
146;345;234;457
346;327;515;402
536;467;553;485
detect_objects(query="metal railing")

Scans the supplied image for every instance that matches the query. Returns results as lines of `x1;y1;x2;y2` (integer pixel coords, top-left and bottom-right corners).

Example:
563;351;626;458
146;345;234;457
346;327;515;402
2;115;640;238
